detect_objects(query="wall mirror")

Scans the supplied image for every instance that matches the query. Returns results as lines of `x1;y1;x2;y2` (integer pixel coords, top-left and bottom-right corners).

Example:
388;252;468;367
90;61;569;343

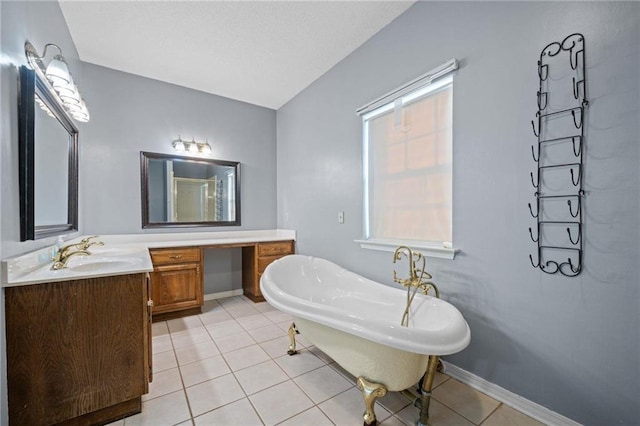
140;151;240;228
18;65;79;241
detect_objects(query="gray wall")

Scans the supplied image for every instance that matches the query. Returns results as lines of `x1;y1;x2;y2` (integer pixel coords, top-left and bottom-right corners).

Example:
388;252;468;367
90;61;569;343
0;2;82;424
276;2;639;425
77;63;277;234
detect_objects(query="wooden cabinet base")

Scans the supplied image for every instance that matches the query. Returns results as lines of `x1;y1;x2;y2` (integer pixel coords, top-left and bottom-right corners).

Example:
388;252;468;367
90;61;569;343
56;397;141;426
242;241;294;302
152;306;202;322
5;274;150;426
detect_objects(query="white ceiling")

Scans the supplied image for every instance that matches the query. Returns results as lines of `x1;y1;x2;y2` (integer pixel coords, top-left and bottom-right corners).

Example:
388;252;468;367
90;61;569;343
59;1;414;110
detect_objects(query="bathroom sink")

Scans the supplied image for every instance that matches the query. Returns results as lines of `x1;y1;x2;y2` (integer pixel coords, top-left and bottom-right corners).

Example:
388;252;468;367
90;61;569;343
67;257;143;273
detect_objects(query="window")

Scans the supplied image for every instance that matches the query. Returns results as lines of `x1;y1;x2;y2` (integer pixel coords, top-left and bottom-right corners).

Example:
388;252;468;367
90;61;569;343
357;60;457;259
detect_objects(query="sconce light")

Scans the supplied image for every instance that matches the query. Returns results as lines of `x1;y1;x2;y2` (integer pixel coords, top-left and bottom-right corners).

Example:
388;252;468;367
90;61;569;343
172;136;212;155
24;41;90;123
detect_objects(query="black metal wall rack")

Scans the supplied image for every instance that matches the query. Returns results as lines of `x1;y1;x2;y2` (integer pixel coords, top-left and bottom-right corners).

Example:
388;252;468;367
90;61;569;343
529;33;588;277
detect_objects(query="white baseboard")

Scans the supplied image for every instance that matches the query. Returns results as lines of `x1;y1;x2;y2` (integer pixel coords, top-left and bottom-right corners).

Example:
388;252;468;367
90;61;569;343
204;289;244;301
442;362;582;426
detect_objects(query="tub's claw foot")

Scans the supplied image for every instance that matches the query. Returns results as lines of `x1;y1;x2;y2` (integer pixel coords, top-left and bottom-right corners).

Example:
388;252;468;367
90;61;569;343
287;322;299;355
357;377;387;426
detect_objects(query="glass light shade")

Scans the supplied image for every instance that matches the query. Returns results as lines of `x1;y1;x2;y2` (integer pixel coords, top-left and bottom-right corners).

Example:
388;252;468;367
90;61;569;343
52;75;76;97
60;86;81;105
45;55;71;86
188;141;199;153
199;142;212;154
172;140;186;152
72;112;89;123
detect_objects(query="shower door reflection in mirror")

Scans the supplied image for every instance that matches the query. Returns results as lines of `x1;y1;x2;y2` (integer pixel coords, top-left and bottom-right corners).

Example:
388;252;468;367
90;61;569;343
140;152;240;228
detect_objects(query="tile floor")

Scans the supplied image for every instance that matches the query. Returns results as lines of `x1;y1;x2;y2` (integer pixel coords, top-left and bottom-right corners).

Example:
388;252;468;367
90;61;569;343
109;296;545;426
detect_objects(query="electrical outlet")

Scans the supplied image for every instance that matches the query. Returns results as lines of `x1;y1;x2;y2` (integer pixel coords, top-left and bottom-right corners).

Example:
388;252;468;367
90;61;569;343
338;211;344;224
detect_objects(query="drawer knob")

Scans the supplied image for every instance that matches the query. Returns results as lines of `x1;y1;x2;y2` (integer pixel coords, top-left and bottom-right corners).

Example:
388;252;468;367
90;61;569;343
169;255;183;259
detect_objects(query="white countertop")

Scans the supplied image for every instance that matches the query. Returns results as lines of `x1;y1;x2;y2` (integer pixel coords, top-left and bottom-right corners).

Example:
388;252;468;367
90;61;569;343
2;229;296;287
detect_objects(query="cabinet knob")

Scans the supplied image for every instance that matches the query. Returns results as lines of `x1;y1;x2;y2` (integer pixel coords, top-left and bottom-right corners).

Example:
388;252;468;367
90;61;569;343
147;300;154;307
169;255;183;259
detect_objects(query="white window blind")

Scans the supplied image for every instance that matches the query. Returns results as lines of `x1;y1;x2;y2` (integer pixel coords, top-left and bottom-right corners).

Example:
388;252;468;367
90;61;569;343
357;60;457;259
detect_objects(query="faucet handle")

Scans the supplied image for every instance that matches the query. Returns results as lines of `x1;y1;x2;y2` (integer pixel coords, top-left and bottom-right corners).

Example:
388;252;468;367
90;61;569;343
80;235;100;244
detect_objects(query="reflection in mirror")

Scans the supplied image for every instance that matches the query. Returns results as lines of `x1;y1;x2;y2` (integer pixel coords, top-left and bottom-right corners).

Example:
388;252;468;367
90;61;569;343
34;94;69;226
19;65;78;241
141;151;240;228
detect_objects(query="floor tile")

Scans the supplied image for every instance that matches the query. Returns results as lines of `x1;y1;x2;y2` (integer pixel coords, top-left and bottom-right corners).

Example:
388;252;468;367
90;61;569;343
198;309;233;326
214;330;256;353
171;327;213;350
152;335;173;354
307;345;333;364
143;367;183;402
206;320;245;339
234;360;289;395
236;313;273;331
153;349;178;373
258;336;291;359
277;406;333;426
432;378;501;424
275;320;293;332
482;404;545;426
293;365;353;403
225;304;261;319
377;390;412;414
218;296;248;307
250;380;314;425
274;349;325;378
380;415;408;426
263;310;292;324
152;321;169;337
253;302;276;313
175;340;220;365
247;324;286;343
319;387;391;425
180;354;231;387
125;390;191;425
193;398;262;426
396;398;474;426
186;373;246;417
167;315;204;333
432;371;451;389
223;344;270;371
328;361;357;383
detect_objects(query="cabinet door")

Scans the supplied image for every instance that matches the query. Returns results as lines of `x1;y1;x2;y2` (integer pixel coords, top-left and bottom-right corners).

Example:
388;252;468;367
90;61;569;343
150;263;202;314
5;274;148;425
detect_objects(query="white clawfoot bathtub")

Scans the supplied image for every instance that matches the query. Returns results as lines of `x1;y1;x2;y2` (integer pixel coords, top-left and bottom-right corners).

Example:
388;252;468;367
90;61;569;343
260;255;470;425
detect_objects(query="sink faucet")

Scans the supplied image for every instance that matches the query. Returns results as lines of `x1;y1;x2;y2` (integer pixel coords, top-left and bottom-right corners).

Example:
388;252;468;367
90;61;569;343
392;246;439;327
50;236;102;270
51;249;90;270
54;236;103;262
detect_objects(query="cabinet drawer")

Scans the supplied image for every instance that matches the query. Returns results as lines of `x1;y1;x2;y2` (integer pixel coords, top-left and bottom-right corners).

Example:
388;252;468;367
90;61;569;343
258;255;286;273
150;248;201;265
258;241;293;257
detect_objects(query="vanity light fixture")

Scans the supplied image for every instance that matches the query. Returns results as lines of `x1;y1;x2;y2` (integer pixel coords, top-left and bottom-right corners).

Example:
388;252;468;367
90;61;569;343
24;41;90;123
171;136;212;155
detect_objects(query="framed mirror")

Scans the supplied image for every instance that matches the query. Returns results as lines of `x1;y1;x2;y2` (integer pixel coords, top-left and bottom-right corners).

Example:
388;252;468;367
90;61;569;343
18;65;79;241
140;151;241;228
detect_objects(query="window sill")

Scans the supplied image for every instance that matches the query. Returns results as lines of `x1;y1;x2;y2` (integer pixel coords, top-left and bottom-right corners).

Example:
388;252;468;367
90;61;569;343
355;239;458;260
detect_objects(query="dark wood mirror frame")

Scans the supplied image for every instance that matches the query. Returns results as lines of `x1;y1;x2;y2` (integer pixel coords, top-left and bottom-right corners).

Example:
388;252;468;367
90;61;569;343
18;65;79;241
140;151;241;229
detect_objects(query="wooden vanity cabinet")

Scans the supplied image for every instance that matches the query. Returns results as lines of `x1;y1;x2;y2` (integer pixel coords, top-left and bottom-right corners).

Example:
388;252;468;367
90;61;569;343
149;247;203;321
242;240;295;302
5;273;152;426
